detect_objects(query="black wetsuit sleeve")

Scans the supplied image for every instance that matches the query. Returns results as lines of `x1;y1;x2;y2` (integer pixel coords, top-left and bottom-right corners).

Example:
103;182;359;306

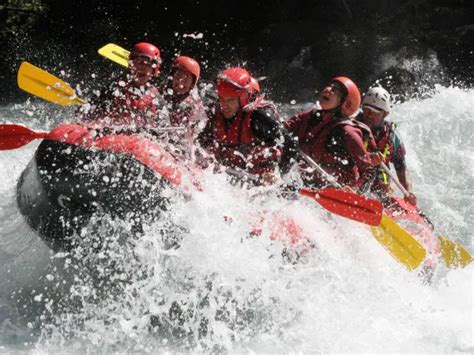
250;109;298;174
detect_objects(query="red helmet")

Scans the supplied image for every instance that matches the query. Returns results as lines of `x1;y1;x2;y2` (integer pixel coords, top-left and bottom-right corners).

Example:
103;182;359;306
216;67;252;107
332;76;361;117
130;42;161;76
249;77;261;94
173;56;201;84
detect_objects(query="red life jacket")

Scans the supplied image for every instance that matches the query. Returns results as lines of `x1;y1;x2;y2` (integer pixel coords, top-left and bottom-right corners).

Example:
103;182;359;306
88;82;160;129
168;92;206;129
113;84;159;118
299;110;373;185
165;92;208;160
211;109;280;175
374;121;397;164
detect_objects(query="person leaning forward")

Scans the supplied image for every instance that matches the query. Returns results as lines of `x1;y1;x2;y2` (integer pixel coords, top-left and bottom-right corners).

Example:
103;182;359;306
197;67;298;185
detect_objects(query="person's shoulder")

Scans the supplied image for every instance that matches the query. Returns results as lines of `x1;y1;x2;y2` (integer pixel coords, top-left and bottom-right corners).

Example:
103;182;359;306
354;111;364;121
351;119;371;131
300;107;319;116
335;119;371;139
288;107;319;122
249;108;273;124
250;104;274;115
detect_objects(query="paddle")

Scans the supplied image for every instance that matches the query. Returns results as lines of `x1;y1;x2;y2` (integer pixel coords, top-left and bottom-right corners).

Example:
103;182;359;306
0;123;189;151
299;151;426;270
379;162;472;268
17;62;86;106
98;43;130;68
299;187;382;226
0;124;49;150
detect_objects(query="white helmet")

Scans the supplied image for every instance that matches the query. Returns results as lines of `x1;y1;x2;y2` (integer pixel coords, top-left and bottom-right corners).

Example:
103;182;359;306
362;86;391;113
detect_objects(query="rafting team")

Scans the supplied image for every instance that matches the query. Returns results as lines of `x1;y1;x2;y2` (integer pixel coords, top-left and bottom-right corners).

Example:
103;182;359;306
80;41;418;208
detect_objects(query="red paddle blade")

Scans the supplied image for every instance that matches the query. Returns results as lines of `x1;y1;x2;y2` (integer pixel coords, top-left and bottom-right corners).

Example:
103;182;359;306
0;124;49;150
300;187;383;226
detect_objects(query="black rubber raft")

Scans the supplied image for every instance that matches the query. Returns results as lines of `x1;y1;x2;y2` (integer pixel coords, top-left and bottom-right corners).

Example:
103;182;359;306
16;123;200;251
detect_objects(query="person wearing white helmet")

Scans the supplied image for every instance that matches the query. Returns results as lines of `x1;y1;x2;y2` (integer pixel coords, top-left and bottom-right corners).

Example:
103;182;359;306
358;86;417;206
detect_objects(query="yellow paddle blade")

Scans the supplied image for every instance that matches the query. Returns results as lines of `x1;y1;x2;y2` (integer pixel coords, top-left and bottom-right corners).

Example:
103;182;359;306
370;214;426;271
98;43;130;67
17;62;86;106
439;236;473;268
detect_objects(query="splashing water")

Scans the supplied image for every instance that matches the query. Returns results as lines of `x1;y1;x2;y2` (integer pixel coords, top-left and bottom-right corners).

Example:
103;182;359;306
0;86;473;353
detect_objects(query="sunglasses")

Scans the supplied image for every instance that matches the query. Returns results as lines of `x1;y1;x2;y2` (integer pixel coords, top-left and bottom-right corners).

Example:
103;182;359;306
362;104;384;113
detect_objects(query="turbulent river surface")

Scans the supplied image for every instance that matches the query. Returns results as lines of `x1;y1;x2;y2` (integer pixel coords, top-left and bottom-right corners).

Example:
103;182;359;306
0;86;473;353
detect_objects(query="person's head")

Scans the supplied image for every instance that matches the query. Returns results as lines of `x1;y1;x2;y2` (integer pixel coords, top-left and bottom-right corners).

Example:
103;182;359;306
171;56;200;95
129;42;161;86
319;76;361;117
216;67;252;119
361;86;391;129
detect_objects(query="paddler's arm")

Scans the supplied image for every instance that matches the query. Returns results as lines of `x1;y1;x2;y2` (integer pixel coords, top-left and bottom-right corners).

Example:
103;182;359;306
339;125;381;187
392;141;417;205
250;109;299;175
283;109;314;139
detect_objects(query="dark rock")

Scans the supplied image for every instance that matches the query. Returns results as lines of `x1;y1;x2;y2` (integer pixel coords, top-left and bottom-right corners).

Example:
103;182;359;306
0;0;472;104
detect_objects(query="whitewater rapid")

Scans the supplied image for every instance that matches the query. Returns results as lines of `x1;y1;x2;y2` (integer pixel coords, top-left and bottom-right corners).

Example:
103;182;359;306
0;87;473;353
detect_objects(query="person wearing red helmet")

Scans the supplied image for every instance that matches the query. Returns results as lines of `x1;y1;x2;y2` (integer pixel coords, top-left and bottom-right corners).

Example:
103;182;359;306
82;42;162;130
284;77;381;188
197;67;298;184
170;55;200;96
162;55;207;159
128;42;162;86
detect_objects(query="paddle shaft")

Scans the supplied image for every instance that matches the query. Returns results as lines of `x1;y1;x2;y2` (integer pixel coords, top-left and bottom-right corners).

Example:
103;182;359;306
151;126;186;133
0;123;188;151
299;151;341;188
225;168;259;182
380;162;410;196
